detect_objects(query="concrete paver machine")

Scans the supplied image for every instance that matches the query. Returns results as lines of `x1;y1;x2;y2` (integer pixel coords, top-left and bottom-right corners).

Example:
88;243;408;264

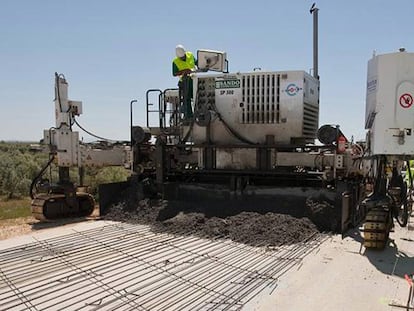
31;6;413;248
126;7;413;246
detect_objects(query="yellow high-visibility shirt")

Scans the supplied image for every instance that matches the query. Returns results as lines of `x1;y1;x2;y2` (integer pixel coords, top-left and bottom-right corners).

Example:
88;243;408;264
172;51;196;78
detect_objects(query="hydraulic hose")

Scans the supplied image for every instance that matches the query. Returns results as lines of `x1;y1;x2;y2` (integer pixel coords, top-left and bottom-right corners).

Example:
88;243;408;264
407;160;413;189
29;155;55;199
210;99;255;145
55;72;63;113
216;114;255;145
73;118;117;142
179;74;255;145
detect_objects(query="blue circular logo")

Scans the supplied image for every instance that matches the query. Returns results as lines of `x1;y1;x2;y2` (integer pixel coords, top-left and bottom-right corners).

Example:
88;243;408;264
285;83;302;96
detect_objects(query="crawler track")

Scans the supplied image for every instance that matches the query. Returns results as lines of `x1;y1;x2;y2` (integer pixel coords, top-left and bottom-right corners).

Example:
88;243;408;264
0;223;326;311
31;193;95;221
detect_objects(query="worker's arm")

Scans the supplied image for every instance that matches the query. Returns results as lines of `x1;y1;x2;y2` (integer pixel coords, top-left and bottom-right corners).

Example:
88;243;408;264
172;62;179;77
175;69;193;76
173;62;194;76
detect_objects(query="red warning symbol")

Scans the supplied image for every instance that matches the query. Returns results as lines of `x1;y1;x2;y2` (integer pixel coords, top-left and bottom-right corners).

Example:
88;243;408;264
399;93;413;108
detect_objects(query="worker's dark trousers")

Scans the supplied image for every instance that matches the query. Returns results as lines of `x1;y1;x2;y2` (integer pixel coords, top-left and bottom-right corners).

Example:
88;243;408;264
178;75;193;119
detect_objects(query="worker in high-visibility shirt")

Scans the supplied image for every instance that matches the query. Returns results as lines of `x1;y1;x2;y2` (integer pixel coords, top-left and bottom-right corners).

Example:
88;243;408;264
172;44;197;120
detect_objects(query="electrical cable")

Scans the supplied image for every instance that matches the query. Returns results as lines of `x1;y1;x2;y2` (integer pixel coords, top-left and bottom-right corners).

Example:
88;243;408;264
210;98;255;145
182;77;255;145
407;160;413;190
73;118;117;142
29;155;56;199
55;73;63;113
179;75;254;145
180;119;195;144
217;113;256;145
55;72;74;130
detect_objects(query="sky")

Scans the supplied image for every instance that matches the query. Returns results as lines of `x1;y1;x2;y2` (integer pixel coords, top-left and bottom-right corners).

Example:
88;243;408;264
1;0;414;142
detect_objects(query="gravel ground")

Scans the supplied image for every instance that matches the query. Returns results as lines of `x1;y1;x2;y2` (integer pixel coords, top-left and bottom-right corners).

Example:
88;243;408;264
104;199;320;246
0;217;38;240
0;206;100;240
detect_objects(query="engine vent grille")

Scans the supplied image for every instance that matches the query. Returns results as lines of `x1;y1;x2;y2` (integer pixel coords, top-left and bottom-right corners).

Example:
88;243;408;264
241;73;280;124
303;101;319;138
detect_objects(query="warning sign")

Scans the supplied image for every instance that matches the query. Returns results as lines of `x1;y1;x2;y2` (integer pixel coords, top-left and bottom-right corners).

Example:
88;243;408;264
399;93;413;108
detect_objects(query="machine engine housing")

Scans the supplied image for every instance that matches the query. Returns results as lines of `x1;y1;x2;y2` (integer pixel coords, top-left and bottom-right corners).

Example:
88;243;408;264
191;70;320;145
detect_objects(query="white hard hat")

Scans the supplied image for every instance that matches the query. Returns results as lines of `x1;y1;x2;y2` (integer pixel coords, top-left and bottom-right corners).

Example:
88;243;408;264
176;44;186;58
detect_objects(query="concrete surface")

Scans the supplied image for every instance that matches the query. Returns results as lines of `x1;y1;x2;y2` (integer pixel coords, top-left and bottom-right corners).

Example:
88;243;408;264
245;216;414;311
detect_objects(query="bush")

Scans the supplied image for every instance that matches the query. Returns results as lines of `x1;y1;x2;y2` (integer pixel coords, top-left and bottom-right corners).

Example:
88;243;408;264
0;143;47;199
84;166;130;195
0;142;130;199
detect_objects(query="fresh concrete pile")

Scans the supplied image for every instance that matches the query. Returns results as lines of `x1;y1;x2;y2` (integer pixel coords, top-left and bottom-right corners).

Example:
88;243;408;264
104;198;320;246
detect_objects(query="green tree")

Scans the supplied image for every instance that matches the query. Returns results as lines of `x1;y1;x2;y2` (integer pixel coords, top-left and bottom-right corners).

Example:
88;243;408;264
0;142;130;200
84;166;130;195
0;145;46;199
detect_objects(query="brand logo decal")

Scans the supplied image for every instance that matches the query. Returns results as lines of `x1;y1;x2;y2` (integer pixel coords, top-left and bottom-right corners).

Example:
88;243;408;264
215;79;241;89
284;83;302;96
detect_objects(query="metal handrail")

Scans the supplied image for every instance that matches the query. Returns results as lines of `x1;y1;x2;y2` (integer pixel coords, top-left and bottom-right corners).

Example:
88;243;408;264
145;89;162;128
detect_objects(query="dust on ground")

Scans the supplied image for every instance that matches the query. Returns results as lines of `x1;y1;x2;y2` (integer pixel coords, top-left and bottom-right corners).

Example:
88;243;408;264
104;199;321;247
0;217;38;240
0;206;100;241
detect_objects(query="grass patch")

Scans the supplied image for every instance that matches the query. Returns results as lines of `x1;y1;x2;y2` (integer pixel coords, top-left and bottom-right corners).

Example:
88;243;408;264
0;197;31;220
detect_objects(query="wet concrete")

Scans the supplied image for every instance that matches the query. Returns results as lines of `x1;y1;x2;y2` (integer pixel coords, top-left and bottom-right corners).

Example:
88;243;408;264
103;198;320;246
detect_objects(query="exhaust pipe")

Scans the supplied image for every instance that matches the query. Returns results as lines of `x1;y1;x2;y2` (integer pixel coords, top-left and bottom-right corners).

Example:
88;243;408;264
310;3;319;80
